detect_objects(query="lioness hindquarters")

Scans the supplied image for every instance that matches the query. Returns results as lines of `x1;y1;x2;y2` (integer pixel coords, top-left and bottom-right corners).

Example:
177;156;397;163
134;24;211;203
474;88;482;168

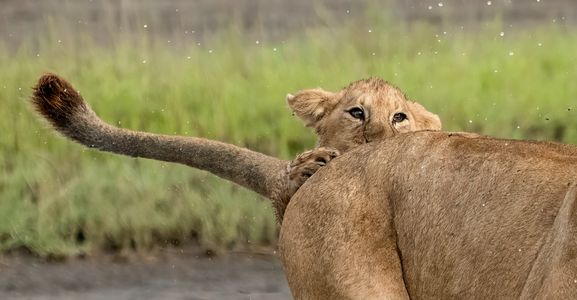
281;131;577;298
280;146;409;299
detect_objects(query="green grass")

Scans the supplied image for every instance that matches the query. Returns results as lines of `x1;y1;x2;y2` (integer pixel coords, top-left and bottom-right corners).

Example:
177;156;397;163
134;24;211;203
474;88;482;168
1;13;576;257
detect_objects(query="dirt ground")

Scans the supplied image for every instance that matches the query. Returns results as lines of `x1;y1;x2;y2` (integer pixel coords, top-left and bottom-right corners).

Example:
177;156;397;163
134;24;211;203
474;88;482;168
0;248;291;300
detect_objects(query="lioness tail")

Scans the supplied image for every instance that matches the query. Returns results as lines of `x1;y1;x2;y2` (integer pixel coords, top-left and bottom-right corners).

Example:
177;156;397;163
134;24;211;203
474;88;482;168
31;74;287;200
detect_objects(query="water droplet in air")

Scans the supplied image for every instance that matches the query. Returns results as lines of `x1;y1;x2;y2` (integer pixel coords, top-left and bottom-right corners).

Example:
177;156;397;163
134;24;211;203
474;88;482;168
487;1;492;5
368;29;372;33
143;24;148;28
509;51;515;56
438;2;444;7
500;32;505;37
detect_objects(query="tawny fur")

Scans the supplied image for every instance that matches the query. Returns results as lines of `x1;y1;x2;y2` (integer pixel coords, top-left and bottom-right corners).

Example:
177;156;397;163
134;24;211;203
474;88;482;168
32;74;441;221
280;131;577;299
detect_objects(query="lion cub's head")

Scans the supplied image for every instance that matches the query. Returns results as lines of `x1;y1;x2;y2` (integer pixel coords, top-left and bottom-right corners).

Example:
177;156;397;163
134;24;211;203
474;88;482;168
287;77;441;153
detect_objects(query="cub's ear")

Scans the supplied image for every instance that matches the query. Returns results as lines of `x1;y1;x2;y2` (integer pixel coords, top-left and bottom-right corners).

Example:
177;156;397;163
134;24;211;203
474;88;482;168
407;101;442;130
286;88;337;127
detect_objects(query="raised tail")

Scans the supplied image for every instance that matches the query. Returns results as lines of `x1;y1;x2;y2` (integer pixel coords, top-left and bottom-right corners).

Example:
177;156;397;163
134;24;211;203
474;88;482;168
31;74;288;200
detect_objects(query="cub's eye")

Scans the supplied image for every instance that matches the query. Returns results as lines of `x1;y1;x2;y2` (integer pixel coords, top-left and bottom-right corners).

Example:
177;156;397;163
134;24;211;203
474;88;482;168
392;112;407;123
348;107;365;120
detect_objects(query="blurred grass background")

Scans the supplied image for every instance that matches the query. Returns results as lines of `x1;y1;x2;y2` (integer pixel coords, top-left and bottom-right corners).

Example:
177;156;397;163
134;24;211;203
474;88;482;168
1;2;576;258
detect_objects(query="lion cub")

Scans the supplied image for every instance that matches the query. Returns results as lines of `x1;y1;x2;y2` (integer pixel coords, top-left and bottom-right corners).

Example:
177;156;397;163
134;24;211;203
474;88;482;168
282;78;441;216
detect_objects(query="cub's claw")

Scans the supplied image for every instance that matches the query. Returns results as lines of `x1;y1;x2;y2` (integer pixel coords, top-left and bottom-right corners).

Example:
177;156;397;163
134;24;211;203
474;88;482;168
289;147;340;186
273;147;340;223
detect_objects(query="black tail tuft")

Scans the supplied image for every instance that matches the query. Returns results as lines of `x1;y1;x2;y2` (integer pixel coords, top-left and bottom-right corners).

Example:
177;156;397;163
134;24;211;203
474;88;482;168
31;73;88;129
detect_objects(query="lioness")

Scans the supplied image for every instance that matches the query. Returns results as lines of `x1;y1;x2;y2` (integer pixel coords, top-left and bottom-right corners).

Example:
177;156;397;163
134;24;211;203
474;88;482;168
280;131;577;299
31;74;440;221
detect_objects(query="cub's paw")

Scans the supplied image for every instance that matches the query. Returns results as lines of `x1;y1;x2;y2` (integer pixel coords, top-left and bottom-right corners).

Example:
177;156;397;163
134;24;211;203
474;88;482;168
288;147;340;189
